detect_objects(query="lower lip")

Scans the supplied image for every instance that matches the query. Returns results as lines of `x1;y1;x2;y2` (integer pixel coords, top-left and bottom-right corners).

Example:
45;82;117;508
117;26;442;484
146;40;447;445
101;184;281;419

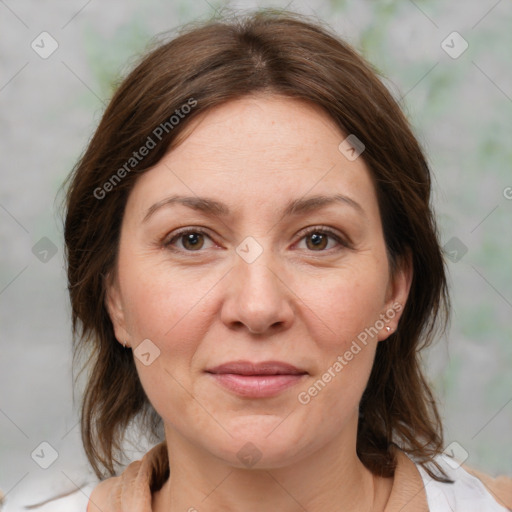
208;373;306;398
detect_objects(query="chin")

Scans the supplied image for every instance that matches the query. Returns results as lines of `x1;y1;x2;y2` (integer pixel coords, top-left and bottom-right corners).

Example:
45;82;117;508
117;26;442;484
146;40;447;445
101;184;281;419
205;424;311;469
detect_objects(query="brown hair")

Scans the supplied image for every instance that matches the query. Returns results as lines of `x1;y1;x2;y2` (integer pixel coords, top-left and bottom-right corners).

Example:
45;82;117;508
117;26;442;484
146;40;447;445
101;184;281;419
61;8;450;481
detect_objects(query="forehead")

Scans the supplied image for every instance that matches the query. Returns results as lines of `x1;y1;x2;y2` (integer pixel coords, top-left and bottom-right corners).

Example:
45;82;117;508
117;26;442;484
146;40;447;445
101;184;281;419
172;94;345;170
125;94;380;223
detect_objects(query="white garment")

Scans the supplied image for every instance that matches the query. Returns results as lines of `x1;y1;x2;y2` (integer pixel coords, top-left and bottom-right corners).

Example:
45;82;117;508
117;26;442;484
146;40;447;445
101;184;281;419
416;453;509;511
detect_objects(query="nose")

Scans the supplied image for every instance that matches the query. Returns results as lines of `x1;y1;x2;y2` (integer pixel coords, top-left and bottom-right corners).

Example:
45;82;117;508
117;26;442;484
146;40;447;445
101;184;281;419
220;254;295;335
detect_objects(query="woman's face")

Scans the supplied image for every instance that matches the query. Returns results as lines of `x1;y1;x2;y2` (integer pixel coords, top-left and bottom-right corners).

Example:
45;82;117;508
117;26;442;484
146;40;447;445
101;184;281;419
106;95;411;468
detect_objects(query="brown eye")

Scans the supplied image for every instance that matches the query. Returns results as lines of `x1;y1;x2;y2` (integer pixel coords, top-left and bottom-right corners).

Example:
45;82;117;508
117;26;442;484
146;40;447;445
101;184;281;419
164;229;214;252
296;227;348;252
181;232;205;250
306;232;329;251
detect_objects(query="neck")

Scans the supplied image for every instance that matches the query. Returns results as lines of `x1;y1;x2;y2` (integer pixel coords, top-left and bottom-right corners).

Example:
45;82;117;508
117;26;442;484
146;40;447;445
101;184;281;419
153;421;392;512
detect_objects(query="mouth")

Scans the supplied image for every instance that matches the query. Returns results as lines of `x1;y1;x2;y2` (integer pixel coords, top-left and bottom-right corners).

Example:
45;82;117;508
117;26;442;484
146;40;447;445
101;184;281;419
205;360;308;376
205;360;308;398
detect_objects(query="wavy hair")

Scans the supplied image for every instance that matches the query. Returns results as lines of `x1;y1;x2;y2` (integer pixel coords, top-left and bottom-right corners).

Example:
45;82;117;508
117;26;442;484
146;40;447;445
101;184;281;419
61;8;451;481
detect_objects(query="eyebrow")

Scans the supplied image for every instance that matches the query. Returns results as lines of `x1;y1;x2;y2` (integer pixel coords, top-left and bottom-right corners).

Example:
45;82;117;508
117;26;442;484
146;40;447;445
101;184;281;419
142;193;366;223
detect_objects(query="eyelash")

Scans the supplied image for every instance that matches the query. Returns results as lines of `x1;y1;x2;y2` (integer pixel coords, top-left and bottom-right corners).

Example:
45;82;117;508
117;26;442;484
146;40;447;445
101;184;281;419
163;226;350;253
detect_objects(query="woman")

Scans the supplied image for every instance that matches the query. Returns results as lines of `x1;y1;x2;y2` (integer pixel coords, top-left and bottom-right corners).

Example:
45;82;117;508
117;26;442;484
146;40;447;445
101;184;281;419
62;9;512;511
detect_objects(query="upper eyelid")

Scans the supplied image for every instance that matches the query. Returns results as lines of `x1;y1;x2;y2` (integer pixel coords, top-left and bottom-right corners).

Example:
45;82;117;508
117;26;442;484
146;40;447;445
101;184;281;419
165;227;216;247
296;226;351;249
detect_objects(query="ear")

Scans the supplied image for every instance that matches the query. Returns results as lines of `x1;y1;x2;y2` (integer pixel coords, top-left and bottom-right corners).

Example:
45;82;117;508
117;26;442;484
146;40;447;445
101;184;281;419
378;250;413;341
104;271;131;347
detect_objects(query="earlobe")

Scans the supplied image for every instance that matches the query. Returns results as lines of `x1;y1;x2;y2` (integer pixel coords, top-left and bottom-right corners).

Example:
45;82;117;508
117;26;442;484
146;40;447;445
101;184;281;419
379;251;413;341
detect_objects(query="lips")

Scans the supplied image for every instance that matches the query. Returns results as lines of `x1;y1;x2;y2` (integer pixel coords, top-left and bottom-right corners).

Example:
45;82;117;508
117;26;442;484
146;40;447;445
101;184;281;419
205;360;308;398
205;360;307;376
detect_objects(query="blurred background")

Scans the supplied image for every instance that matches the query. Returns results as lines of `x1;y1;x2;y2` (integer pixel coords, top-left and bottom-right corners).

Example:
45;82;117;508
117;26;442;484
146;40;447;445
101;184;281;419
1;0;511;509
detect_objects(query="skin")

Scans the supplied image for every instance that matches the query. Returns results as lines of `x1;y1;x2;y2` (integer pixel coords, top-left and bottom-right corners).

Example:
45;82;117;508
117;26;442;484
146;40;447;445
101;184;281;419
103;94;412;511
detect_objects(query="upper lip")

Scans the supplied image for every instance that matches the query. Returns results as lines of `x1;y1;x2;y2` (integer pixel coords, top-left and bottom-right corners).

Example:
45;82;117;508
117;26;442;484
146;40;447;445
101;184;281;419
206;360;307;375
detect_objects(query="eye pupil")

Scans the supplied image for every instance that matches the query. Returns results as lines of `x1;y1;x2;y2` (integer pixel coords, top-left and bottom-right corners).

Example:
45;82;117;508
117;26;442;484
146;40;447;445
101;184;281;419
182;232;204;250
307;232;328;250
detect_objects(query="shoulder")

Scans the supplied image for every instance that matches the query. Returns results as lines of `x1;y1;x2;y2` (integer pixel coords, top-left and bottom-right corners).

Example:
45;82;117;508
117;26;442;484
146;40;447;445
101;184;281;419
86;463;143;511
464;465;512;510
87;477;121;512
86;442;168;511
415;453;512;511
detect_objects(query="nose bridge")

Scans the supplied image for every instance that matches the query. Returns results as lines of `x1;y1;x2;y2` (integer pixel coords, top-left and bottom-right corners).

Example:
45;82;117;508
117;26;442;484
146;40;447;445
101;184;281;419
235;234;280;292
223;245;294;333
238;255;279;300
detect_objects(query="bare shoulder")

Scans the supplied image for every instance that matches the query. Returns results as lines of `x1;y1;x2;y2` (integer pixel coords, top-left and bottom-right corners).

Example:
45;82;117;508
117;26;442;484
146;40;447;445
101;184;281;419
87;476;120;512
464;465;512;509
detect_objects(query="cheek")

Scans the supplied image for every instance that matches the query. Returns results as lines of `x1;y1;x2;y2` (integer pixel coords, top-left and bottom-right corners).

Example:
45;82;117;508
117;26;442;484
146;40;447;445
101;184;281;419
291;260;388;347
119;256;219;343
294;285;381;433
119;259;223;417
290;260;387;408
124;262;215;426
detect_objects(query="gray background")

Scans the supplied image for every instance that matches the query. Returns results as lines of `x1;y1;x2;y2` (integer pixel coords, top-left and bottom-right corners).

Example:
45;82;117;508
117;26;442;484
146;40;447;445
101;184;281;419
1;0;511;509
